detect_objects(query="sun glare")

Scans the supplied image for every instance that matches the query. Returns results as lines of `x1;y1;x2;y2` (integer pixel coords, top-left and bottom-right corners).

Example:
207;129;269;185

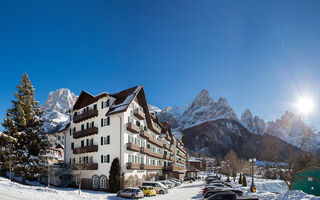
295;97;314;115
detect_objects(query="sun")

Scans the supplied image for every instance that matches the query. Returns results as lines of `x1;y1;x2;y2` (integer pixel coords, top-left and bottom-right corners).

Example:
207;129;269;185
295;97;314;115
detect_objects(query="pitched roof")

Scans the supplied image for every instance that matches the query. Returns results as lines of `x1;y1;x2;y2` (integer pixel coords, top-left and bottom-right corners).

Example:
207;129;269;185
106;85;142;115
73;91;108;110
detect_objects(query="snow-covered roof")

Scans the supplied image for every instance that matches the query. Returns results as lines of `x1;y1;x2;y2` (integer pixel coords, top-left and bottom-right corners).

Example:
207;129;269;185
107;85;142;115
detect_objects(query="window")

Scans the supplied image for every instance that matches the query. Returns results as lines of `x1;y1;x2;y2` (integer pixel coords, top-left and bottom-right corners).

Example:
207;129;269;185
136;121;140;127
81;140;84;147
101;99;110;109
73;127;76;133
79;157;81;164
92;176;99;188
71;142;74;150
74;112;78;117
69;129;72;136
81;124;84;131
100;177;107;188
75;175;80;186
101;136;110;145
89;156;93;164
101;155;110;163
93;104;97;110
101;117;110;127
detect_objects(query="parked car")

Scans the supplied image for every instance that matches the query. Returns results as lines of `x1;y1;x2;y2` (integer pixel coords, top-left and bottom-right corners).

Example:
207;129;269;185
202;185;226;196
160;180;174;188
140;186;157;197
184;177;195;182
168;179;181;186
204;188;243;198
141;181;168;194
117;188;144;199
206;180;232;187
204;191;259;200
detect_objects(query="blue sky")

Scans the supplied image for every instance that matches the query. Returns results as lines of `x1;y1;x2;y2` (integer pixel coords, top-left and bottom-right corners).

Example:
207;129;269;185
0;0;320;129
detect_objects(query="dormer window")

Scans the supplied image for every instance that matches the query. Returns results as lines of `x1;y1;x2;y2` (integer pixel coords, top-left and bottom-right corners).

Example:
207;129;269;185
101;99;110;109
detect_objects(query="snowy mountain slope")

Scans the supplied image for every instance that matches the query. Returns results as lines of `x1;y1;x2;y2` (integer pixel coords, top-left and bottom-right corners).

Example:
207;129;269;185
240;109;265;135
41;88;77;133
157;88;318;154
159;89;237;130
264;111;320;151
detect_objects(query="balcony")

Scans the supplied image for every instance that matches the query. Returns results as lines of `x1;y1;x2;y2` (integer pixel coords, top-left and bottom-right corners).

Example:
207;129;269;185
148;151;163;159
73;145;98;154
163;165;185;172
140;130;150;139
163;144;170;150
165;135;172;141
177;159;185;164
126;162;140;170
73;127;98;139
140;164;163;170
74;163;98;170
177;152;186;159
127;123;140;134
134;109;145;120
73;109;98;123
150;123;161;135
126;143;140;152
177;145;187;154
140;147;152;155
163;154;171;160
148;137;163;147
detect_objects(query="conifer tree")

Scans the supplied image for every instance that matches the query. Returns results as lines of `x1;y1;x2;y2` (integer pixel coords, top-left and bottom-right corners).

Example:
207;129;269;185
2;73;48;184
109;157;120;193
242;175;247;186
238;173;243;184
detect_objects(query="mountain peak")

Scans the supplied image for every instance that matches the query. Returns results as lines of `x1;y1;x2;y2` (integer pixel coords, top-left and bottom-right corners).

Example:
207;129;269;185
41;88;78;133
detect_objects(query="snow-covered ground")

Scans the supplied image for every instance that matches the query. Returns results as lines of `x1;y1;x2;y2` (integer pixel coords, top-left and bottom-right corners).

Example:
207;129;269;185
0;176;319;200
0;177;203;200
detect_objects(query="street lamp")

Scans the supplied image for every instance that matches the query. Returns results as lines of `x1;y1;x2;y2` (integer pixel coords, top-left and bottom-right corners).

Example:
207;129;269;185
249;158;256;192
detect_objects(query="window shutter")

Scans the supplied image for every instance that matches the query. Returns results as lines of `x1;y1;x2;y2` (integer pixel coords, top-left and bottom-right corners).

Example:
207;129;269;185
91;121;94;127
86;123;89;129
101;155;103;163
107;136;110;144
101;101;104;109
101;137;103;145
107;117;110;125
69;129;72;136
101;118;103;127
107;155;110;163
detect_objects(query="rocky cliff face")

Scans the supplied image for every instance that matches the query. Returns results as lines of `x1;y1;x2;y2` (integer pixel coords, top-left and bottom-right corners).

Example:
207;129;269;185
240;109;265;135
41;88;77;133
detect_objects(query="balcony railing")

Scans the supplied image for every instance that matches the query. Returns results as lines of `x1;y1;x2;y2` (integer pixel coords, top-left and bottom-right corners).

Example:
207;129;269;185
150;123;161;134
73;109;98;123
165;135;171;141
126;162;140;170
177;159;185;164
163;154;171;160
126;143;140;152
148;151;163;159
163;144;170;150
148;137;163;147
163;165;185;172
74;163;98;170
140;147;152;155
134;109;145;120
140;164;163;170
73;145;98;154
177;145;187;154
73;127;98;139
177;152;186;159
140;130;150;139
127;123;140;134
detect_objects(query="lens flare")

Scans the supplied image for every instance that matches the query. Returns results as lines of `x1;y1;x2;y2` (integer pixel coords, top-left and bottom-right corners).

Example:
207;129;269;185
295;97;314;114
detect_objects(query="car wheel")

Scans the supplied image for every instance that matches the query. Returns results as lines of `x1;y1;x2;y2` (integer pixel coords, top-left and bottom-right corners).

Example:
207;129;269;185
146;193;150;197
131;195;135;199
159;190;164;194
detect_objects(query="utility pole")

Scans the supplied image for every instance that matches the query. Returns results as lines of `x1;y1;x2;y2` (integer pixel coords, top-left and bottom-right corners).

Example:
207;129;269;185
249;158;256;192
47;165;51;188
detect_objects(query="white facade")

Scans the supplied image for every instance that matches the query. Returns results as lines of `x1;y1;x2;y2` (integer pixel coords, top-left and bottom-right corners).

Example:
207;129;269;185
63;86;187;190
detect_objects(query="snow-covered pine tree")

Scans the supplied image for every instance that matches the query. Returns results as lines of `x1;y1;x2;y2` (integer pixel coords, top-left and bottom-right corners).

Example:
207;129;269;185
2;73;48;184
